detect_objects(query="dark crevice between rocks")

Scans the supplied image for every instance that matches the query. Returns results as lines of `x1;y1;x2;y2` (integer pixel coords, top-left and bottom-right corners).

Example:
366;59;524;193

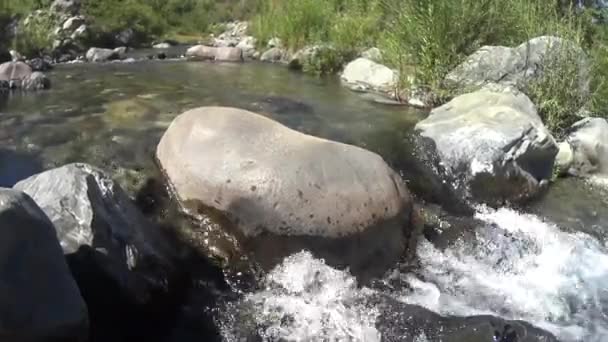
63;173;233;342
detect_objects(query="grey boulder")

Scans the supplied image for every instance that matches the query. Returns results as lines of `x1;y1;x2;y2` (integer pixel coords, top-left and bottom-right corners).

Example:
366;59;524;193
0;61;50;90
14;163;175;304
0;188;88;341
446;36;589;99
157;106;416;280
341;57;397;92
556;117;608;177
415;85;558;205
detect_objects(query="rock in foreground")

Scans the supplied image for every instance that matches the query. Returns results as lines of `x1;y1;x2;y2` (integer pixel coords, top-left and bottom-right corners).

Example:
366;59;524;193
415;85;558;205
0;188;88;341
157;106;415;280
14;163;175;304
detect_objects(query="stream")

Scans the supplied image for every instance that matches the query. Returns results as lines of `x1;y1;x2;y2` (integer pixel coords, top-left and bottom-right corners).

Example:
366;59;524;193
1;58;607;342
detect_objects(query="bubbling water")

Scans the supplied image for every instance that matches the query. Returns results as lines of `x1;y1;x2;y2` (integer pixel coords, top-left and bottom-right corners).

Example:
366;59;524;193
403;206;608;342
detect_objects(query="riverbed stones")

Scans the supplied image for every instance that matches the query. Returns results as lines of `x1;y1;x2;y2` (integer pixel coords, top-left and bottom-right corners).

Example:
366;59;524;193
557;117;608;177
446;36;589;100
14;163;175;304
0;188;88;341
186;45;243;62
0;61;50;90
157;106;415;279
85;47;126;62
341;57;397;92
415;85;558;205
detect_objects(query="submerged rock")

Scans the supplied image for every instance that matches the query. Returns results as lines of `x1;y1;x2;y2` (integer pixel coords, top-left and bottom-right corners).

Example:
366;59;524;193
557;117;608;177
415;85;558;205
157;106;416;280
0;188;88;341
14;163;176;304
0;61;50;90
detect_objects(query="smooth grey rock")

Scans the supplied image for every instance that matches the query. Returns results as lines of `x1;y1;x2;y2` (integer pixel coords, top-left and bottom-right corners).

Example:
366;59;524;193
415;86;558;204
341;57;397;92
214;46;243;62
153;42;171;49
560;117;608;176
446;36;589;100
185;45;216;60
0;188;88;341
85;47;122;62
185;45;242;62
15;163;175;304
70;24;87;40
157;106;416;280
0;61;50;90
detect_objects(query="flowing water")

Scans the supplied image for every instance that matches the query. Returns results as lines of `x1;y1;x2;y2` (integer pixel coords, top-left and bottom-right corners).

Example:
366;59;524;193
2;58;607;341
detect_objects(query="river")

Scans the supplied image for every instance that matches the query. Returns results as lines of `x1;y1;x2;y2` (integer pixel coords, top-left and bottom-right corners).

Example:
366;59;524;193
1;58;607;342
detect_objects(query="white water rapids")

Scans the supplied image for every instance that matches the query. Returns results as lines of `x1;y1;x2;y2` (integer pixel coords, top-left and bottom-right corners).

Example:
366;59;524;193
220;206;608;341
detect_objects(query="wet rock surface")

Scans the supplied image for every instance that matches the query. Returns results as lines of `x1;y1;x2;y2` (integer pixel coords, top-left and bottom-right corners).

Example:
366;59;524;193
415;85;558;205
0;188;88;342
157;106;417;280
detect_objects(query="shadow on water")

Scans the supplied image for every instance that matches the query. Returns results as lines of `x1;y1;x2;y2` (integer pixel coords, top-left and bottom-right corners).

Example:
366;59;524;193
0;149;43;187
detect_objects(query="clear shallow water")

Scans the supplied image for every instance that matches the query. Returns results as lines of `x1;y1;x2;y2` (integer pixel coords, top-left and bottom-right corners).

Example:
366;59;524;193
2;60;608;341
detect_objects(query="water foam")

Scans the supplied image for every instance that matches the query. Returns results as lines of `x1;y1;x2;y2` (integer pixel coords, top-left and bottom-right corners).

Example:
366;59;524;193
222;251;381;342
402;206;608;341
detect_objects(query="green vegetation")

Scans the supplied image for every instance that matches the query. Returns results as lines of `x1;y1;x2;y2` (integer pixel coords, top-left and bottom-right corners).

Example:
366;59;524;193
1;0;608;134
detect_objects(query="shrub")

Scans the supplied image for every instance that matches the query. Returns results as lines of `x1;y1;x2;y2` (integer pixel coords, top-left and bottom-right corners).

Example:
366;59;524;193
11;11;56;57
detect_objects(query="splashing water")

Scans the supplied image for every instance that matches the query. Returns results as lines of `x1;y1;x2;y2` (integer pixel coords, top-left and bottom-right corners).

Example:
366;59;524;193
403;206;608;342
220;251;381;342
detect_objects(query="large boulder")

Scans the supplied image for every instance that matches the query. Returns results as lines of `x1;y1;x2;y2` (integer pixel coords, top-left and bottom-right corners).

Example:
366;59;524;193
214;46;243;62
415;85;558;205
157;107;416;280
0;61;50;90
341;57;397;92
556;117;608;177
0;188;88;341
14;163;176;304
445;36;589;98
